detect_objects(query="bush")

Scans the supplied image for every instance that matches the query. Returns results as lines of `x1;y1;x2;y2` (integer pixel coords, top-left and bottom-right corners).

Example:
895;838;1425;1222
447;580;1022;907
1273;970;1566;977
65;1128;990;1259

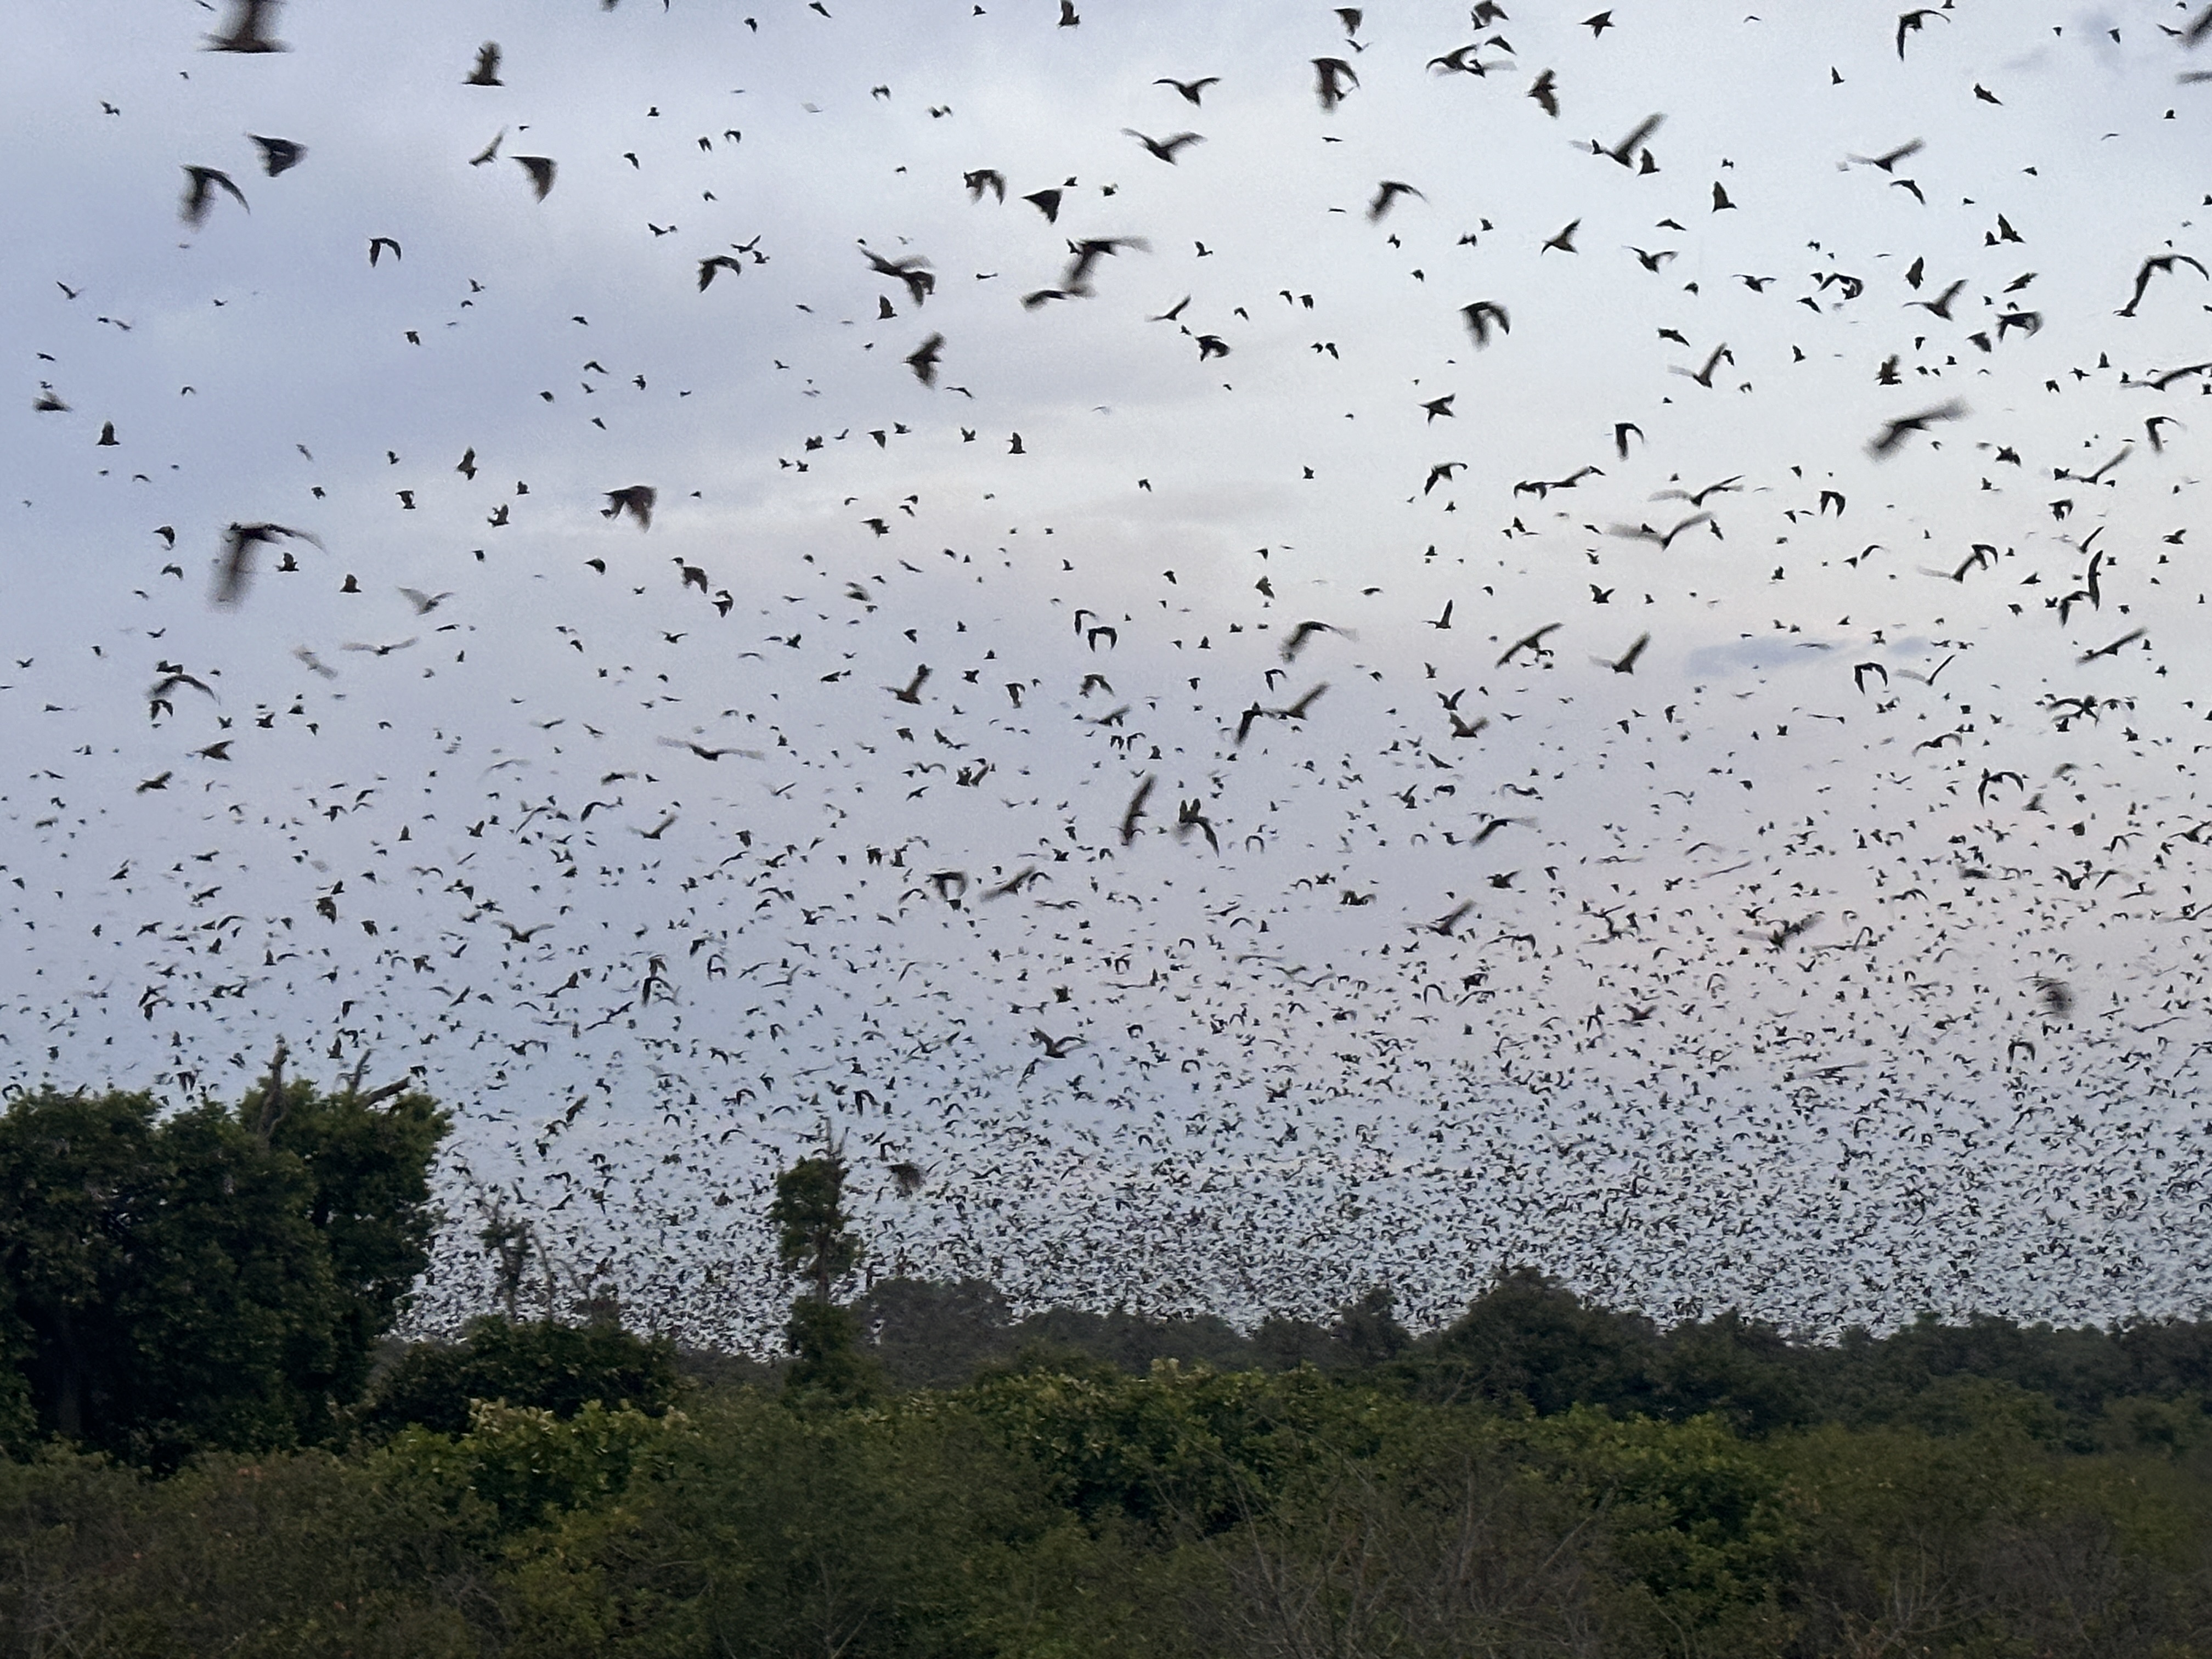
375;1397;681;1536
361;1316;680;1437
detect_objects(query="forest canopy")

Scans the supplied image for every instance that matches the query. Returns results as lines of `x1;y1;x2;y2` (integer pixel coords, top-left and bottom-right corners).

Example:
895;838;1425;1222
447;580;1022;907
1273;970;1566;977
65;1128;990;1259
7;1095;2212;1654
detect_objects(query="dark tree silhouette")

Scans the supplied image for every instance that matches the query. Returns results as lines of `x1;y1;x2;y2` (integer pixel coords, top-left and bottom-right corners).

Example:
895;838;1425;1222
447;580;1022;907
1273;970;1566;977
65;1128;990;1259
0;1060;447;1466
769;1133;877;1402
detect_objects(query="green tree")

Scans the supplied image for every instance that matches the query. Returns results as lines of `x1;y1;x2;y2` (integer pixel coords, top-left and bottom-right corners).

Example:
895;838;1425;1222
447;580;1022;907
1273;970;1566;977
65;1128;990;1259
768;1139;876;1402
258;1060;454;1410
1327;1285;1413;1368
362;1315;680;1438
854;1276;1016;1389
1653;1308;1814;1435
1415;1266;1660;1415
0;1062;448;1466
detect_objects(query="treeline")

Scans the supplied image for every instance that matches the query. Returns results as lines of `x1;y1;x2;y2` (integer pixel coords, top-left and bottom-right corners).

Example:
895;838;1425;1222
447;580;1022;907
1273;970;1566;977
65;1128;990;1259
852;1271;2212;1450
7;1083;2212;1656
9;1312;2212;1658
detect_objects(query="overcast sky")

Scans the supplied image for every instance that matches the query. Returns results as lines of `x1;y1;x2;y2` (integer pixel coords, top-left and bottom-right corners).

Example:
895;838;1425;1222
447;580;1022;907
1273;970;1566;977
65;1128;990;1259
6;0;2212;1341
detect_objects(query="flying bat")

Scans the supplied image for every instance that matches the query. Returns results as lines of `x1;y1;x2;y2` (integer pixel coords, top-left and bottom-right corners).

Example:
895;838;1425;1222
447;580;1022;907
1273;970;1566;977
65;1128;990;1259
1866;399;1967;456
249;135;306;176
180;166;248;227
213;522;321;605
514;156;556;200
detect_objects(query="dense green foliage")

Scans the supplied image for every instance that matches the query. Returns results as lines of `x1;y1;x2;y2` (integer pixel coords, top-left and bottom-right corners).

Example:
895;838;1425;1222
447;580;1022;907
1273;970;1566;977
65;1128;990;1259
0;1076;447;1468
360;1315;681;1438
7;1333;2212;1658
